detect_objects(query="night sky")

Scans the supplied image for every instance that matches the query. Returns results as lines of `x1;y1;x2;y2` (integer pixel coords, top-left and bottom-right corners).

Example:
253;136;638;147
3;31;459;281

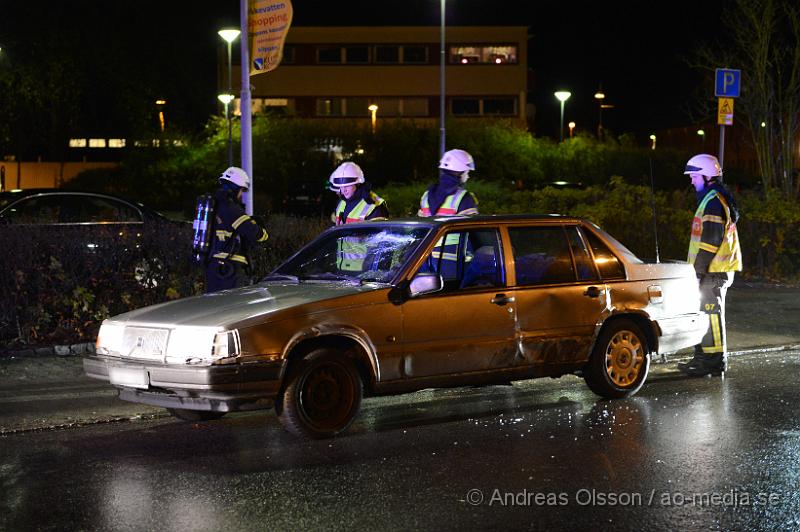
2;0;726;140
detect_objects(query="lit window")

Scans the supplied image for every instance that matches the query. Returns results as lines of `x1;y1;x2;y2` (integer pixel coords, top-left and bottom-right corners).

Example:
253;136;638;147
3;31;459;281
450;45;518;64
265;98;289;106
108;139;126;148
89;138;107;148
69;138;87;148
316;98;343;116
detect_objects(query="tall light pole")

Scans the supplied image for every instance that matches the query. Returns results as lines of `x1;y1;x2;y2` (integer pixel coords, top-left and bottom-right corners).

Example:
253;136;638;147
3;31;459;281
594;87;605;140
155;99;166;132
218;29;240;167
439;0;446;157
554;91;571;142
218;94;235;166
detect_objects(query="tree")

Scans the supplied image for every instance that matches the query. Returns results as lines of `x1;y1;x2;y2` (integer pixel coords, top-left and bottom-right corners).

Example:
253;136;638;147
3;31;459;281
695;0;800;197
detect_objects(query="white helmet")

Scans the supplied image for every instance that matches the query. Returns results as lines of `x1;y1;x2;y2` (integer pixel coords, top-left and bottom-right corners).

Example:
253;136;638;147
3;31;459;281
329;161;365;189
439;149;475;172
684;154;722;178
219;166;250;190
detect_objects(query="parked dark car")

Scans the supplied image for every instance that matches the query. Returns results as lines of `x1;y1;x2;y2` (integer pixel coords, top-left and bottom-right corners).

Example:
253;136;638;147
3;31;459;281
86;214;708;438
0;188;185;286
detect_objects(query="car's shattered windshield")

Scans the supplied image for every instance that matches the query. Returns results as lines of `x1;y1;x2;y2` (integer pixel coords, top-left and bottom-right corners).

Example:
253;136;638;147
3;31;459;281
270;225;431;284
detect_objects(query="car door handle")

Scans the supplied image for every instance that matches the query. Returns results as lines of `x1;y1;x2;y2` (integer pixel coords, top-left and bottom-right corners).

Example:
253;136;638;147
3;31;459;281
491;293;515;306
583;286;602;298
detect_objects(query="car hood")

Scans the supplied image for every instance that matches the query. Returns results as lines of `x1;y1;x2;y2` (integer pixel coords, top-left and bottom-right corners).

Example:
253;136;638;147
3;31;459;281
107;282;379;329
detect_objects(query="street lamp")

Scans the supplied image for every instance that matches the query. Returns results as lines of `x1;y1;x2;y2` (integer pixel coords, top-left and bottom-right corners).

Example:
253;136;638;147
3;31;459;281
368;104;379;134
649;134;657;150
594;88;605;140
155;99;166;132
218;94;235;165
697;129;705;149
554;91;571;142
218;29;241;165
568;121;576;139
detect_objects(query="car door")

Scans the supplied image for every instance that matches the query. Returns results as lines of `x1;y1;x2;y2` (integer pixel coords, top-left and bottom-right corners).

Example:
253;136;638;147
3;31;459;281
508;223;608;366
400;227;519;378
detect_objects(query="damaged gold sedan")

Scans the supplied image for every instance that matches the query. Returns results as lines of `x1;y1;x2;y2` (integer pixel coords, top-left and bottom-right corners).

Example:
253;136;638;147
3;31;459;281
85;215;708;438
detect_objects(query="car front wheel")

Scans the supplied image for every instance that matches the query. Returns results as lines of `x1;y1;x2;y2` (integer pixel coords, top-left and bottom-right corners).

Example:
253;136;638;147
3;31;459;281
584;319;650;399
278;348;363;438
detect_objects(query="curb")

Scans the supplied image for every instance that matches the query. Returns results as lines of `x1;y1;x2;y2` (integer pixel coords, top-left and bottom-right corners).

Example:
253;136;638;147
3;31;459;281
0;342;96;359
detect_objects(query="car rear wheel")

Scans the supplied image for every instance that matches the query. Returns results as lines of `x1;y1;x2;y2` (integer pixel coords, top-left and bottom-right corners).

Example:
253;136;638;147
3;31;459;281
584;319;650;399
278;348;363;438
167;408;226;422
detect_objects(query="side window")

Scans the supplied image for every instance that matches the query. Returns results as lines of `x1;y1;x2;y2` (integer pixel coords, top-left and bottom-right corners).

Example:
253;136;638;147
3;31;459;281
584;229;626;279
419;229;504;291
509;226;575;285
566;226;599;281
1;195;72;223
78;196;142;223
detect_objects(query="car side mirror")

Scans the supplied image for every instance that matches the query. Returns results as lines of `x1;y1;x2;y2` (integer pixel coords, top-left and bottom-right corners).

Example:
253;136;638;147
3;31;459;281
409;272;443;297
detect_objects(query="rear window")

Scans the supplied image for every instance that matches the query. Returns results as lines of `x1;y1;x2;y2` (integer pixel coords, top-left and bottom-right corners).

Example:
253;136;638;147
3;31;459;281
583;229;626;279
508;226;575;285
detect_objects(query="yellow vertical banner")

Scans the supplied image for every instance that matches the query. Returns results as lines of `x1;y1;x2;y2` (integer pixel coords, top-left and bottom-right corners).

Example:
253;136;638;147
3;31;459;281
248;0;293;76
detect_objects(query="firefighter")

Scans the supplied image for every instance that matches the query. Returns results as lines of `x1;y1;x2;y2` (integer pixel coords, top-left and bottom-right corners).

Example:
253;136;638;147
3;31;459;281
205;166;269;293
677;154;742;377
417;149;479;278
418;148;479;217
329;161;388;225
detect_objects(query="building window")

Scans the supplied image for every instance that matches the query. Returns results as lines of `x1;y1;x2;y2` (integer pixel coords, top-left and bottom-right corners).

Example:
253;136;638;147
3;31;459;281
316;98;344;116
449;44;518;64
69;138;87;148
108;139;126;148
452;98;481;115
401;98;429;116
88;138;107;148
452;97;516;116
375;45;400;63
317;46;341;64
345;46;369;63
344;97;371;116
403;45;428;63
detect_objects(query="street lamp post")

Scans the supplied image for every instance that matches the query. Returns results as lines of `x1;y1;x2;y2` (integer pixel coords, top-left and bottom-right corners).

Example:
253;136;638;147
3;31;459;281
368;104;379;134
594;88;605;140
697;129;706;149
155;99;166;132
218;94;235;165
218;28;241;166
439;0;446;157
568;121;576;139
554;91;571;142
649;134;657;150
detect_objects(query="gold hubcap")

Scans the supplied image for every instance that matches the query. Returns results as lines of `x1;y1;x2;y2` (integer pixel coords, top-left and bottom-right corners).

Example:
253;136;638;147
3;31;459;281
604;330;644;387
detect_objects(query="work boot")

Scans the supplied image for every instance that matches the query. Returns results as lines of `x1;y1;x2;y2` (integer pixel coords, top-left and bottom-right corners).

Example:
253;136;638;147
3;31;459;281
678;353;727;377
676;347;705;373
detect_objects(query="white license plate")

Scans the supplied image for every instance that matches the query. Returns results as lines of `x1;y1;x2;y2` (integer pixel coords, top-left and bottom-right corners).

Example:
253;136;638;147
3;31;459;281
109;366;150;389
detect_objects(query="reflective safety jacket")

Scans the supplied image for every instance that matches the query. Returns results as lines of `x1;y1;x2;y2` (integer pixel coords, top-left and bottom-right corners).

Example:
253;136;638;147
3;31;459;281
417;189;478;217
687;187;742;273
331;191;387;225
209;189;268;267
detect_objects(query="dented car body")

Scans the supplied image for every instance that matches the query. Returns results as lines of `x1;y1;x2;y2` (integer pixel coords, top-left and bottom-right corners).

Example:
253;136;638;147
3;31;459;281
85;215;708;438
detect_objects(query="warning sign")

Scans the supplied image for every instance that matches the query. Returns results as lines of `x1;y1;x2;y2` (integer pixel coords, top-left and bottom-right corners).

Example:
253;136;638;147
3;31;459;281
718;97;734;126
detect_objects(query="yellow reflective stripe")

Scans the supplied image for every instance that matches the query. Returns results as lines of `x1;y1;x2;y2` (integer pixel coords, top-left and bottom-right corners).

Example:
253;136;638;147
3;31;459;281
701;214;725;224
699;242;719;253
212;253;248;264
215;230;232;239
257;231;269;242
231;215;250;229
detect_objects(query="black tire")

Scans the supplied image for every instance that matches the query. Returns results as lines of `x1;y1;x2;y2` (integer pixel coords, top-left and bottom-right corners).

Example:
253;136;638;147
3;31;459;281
278;348;363;438
584;319;650;399
167;408;227;422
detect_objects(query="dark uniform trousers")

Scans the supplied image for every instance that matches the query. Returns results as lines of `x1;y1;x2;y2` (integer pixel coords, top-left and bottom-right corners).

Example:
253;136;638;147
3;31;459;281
206;260;251;293
697;271;735;356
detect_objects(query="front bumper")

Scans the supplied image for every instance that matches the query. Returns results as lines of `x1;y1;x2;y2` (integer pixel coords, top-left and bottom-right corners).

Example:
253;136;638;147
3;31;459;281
84;355;285;412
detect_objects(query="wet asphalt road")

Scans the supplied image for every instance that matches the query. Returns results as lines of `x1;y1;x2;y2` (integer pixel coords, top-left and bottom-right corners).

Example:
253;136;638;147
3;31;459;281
1;349;799;531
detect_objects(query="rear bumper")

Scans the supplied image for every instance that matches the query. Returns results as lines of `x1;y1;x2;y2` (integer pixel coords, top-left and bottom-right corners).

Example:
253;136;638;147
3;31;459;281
83;355;285;412
656;312;710;354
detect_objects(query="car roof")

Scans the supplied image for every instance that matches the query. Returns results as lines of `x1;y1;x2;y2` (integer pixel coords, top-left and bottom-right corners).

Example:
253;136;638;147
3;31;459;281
352;214;583;226
0;188;169;219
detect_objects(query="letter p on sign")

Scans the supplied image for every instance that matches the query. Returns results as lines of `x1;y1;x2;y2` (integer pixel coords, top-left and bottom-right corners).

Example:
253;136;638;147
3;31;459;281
715;68;741;98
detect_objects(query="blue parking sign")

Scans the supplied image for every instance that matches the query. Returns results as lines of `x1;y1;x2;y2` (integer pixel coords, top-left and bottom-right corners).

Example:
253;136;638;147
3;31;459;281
715;68;741;98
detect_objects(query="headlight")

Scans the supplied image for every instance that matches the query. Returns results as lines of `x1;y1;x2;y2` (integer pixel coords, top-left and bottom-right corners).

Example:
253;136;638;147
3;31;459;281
96;321;125;354
165;327;240;364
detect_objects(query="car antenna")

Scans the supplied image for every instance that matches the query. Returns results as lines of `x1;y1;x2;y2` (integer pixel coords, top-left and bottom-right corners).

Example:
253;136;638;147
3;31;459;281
649;157;660;263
